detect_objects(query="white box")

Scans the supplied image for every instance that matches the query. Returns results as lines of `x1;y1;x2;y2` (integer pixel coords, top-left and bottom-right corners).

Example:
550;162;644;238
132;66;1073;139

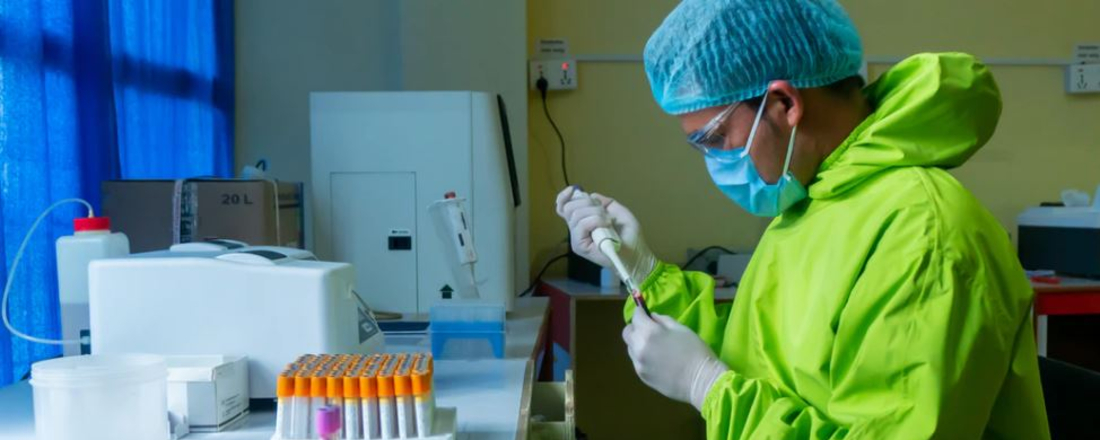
167;355;250;433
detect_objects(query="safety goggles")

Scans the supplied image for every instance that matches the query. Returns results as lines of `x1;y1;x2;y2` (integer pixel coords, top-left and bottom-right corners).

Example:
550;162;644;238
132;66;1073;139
686;102;742;158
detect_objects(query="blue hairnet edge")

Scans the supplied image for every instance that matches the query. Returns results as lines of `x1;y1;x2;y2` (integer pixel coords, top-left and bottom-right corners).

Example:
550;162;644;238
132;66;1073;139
661;71;860;115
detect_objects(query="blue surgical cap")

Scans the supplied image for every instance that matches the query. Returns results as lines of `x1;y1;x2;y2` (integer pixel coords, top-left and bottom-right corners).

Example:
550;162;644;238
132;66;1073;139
644;0;863;115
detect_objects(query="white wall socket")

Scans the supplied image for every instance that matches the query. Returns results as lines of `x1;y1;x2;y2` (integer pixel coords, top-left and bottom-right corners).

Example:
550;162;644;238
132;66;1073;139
529;59;577;91
1067;64;1100;94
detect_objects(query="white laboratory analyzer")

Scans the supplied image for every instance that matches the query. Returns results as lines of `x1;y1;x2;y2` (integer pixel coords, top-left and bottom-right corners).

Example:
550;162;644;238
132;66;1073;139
310;91;521;314
88;246;385;398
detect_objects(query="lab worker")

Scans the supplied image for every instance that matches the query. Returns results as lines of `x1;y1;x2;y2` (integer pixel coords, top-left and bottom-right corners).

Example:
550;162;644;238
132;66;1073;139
555;0;1050;438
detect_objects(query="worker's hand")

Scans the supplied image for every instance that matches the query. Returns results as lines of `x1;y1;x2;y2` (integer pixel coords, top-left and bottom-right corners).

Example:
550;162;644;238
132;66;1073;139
555;186;656;287
622;307;728;411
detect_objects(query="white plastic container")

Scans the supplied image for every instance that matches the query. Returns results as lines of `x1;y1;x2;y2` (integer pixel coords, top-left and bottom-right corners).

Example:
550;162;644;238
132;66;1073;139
55;216;129;356
31;354;169;440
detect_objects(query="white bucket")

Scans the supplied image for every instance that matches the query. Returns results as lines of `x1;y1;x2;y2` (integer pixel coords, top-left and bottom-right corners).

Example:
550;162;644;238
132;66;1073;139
30;354;169;440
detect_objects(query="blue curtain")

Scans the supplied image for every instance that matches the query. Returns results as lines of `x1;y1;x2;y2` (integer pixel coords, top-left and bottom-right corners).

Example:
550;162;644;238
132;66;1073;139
0;0;233;385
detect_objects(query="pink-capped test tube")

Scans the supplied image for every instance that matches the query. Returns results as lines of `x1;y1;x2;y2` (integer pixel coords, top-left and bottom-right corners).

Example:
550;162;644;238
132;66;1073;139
316;405;342;440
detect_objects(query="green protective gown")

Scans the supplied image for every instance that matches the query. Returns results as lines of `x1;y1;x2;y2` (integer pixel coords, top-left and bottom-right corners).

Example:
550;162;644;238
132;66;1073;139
625;53;1050;439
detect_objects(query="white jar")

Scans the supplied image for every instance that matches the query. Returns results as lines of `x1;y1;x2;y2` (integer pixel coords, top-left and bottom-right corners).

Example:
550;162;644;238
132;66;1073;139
31;354;168;440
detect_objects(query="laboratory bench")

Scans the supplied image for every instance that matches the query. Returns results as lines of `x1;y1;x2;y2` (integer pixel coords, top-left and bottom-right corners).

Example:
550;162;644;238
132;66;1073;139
0;297;556;440
536;278;735;440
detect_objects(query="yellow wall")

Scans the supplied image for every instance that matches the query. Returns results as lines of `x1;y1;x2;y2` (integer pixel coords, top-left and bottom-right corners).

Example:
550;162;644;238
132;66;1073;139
527;0;1100;277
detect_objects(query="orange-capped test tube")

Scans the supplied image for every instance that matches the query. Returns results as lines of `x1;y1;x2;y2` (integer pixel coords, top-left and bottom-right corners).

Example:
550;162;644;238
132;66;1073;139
343;367;363;440
292;371;312;439
327;375;344;405
412;354;435;436
360;355;389;439
377;354;404;439
324;375;345;439
275;374;294;439
394;355;417;438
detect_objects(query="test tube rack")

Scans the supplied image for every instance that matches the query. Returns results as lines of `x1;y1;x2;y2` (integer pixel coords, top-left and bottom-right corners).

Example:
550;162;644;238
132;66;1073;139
271;353;456;440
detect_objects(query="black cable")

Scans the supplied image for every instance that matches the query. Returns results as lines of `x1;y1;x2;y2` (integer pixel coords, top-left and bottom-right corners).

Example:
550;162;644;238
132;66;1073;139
519;252;570;297
682;245;736;270
537;76;570;186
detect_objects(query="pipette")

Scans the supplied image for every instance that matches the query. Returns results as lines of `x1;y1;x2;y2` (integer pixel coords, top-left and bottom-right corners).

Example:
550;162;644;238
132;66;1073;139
571;189;650;315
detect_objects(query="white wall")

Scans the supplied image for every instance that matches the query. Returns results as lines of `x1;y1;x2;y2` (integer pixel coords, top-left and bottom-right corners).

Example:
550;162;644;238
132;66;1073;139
234;0;530;286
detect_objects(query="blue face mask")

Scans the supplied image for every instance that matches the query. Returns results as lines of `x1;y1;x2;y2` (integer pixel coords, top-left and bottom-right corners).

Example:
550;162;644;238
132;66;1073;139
702;90;807;217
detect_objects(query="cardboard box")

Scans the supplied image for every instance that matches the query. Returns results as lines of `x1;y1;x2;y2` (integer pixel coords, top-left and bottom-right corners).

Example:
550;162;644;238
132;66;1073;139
167;355;250;433
102;179;303;252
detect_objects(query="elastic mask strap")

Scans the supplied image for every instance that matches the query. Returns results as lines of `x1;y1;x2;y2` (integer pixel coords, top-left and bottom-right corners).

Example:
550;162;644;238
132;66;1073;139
774;124;800;210
780;125;798;177
743;88;770;155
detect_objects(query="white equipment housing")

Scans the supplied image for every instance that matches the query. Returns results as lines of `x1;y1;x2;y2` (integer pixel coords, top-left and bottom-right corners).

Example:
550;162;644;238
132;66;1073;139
88;246;384;398
310;91;518;314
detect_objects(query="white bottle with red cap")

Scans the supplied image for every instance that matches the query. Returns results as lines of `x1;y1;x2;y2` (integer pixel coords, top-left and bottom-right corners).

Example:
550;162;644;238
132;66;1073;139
55;216;129;356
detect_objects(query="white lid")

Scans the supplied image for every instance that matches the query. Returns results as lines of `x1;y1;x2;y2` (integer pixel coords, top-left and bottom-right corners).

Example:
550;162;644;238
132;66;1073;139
166;355;245;382
30;354;166;388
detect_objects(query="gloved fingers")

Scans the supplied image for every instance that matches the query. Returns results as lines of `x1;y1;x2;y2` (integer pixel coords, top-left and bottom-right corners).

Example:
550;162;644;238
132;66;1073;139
567;205;608;229
589;193;615;209
573;214;613;245
593;194;639;229
554;186;579;217
650;312;682;329
623;316;650;350
624;333;639;360
631;305;657;331
623;326;639;358
601;199;644;241
598;195;637;220
560;196;602;221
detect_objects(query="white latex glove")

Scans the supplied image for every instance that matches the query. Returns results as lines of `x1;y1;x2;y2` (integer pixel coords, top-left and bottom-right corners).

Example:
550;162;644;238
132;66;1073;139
554;186;656;287
622;306;729;411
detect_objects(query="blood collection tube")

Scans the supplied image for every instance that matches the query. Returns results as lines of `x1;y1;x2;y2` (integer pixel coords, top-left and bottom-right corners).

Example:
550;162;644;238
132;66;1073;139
310;372;328;437
411;354;435;437
276;374;294;439
292;372;312;439
394;355;416;438
376;355;403;439
326;375;345;439
360;356;388;439
316;405;342;440
327;375;344;406
343;367;363;440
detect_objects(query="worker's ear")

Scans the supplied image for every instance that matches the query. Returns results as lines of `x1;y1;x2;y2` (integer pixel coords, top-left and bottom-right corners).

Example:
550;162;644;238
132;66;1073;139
766;81;803;128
